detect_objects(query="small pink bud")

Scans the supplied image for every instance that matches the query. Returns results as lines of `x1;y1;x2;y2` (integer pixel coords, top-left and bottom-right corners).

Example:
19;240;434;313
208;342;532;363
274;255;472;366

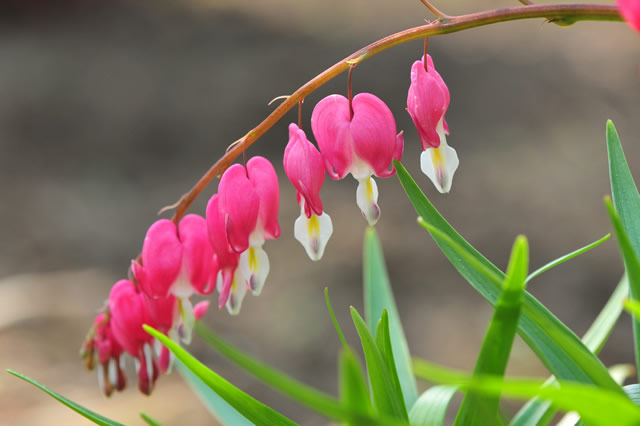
618;0;640;32
407;54;459;194
283;123;325;218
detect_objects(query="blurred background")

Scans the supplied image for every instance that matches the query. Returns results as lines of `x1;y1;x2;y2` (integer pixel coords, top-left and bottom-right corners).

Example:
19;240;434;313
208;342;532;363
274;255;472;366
0;0;638;424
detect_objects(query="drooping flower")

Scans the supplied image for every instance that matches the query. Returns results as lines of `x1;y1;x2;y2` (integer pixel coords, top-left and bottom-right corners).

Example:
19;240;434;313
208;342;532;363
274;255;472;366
618;0;640;32
283;123;333;261
212;156;280;308
83;313;126;396
311;93;404;225
132;214;215;343
407;54;459;194
108;279;159;395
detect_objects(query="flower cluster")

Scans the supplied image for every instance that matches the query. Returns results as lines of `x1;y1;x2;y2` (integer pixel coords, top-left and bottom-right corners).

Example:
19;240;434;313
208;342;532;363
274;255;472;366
82;52;456;396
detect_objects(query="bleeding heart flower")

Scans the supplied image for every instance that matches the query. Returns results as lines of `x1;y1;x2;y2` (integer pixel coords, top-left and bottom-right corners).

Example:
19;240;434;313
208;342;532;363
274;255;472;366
618;0;640;32
407;54;459;194
311;93;403;226
283;123;333;260
108;279;159;395
84;313;126;396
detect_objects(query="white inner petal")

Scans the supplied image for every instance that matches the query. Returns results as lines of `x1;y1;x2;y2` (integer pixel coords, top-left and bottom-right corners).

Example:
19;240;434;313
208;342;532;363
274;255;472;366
97;364;105;394
218;269;248;315
238;246;270;296
420;132;459;194
294;211;333;261
178;297;195;345
108;358;117;387
356;176;380;226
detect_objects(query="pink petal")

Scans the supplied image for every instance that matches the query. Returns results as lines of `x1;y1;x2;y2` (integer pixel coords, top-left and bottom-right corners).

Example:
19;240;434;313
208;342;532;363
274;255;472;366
219;165;260;252
407;55;450;150
193;300;210;320
141;219;183;299
205;195;240;271
618;0;640;31
142;293;176;333
108;280;153;356
247;156;281;240
284;123;325;217
375;131;405;179
311;94;354;180
350;93;400;176
178;214;214;294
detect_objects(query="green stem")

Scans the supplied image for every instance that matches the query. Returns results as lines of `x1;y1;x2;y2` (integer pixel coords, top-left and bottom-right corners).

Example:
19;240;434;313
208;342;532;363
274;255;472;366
165;3;620;223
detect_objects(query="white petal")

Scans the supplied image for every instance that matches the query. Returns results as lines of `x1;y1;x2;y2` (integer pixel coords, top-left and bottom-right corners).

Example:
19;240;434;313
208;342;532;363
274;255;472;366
108;358;117;387
178;297;195;345
294;211;333;261
238;246;270;296
97;364;106;394
217;269;247;315
420;135;459;194
356;176;380;226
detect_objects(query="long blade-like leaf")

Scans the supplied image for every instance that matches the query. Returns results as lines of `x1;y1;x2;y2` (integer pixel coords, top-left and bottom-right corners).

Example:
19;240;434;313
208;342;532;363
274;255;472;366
526;234;610;284
339;348;373;418
454;236;529;426
140;412;163;426
413;359;640;426
395;160;622;393
143;325;296;426
364;227;417;407
510;275;629;426
409;386;458;426
607;120;640;382
351;307;409;421
177;361;253;426
7;369;125;426
375;310;407;414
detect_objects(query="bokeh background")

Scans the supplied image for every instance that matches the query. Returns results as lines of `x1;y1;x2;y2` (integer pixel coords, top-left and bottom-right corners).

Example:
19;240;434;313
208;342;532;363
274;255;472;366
0;0;638;424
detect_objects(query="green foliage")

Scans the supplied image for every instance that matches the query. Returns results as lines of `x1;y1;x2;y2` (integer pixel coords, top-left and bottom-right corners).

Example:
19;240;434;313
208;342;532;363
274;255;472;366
7;369;125;426
140;412;163;426
409;386;459;426
144;325;297;426
395;159;622;393
413;358;640;426
339;348;374;420
351;307;409;421
363;227;418;407
453;236;529;426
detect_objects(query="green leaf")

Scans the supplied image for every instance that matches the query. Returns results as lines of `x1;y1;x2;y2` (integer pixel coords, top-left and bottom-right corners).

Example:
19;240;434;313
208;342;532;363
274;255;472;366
454;236;529;426
363;227;418;407
409;386;458;426
194;323;402;425
143;325;296;426
605;197;640;379
510;275;629;426
6;369;125;426
351;307;409;421
395;160;622;393
413;359;640;426
339;348;373;417
625;298;640;319
375;310;407;414
140;412;162;426
325;287;349;350
526;234;610;284
177;361;253;426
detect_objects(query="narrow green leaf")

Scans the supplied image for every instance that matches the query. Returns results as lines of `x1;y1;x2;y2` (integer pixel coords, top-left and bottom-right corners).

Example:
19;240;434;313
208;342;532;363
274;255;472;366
363;227;418;407
395;160;622;393
140;412;162;426
325;287;349;350
177;361;253;426
526;234;610;284
454;236;529;426
7;369;125;426
510;275;629;426
143;325;296;426
339;348;373;417
351;307;409;421
413;359;640;426
375;310;407;414
409;386;458;426
194;323;406;426
605;197;640;380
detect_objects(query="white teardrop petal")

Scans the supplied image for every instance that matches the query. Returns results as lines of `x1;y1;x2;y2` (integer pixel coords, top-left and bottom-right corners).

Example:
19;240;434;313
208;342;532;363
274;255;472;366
356;176;380;226
294;212;333;261
238;246;270;296
217;269;247;315
420;137;459;194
